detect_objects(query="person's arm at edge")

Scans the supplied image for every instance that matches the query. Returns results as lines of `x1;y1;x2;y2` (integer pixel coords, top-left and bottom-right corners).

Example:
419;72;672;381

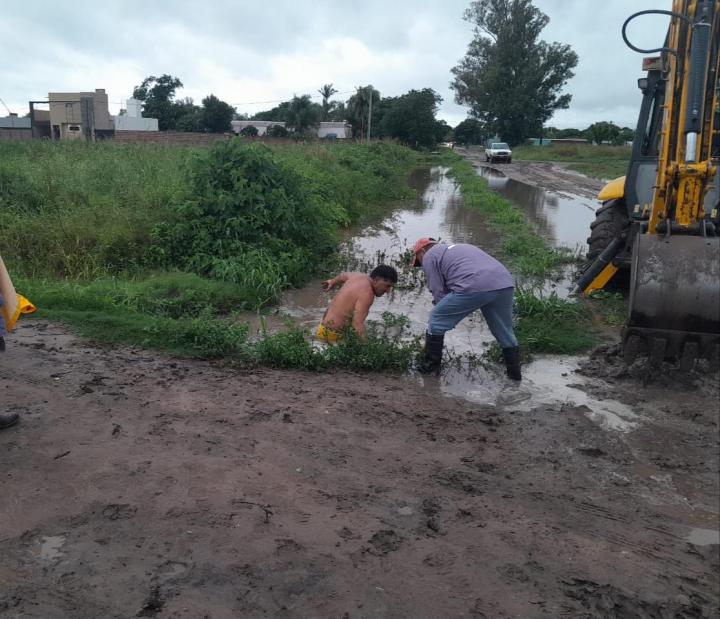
322;272;352;291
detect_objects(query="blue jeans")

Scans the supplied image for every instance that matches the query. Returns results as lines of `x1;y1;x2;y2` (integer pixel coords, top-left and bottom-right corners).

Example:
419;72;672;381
427;287;518;348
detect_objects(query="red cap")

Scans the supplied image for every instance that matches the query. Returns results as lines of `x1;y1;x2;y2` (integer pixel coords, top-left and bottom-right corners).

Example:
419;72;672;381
411;237;437;267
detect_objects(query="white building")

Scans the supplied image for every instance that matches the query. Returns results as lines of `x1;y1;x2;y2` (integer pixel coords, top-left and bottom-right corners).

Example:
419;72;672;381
231;120;351;138
231;120;284;136
114;98;159;131
317;122;351;139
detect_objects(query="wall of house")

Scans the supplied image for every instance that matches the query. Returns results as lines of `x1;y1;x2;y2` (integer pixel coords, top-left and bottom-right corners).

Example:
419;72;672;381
49;90;114;139
317;123;351;138
0;128;32;141
112;131;303;147
113;130;232;146
115;116;159;131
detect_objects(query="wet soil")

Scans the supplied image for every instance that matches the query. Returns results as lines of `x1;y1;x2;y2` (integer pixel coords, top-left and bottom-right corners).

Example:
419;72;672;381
2;159;718;617
1;323;719;618
455;147;605;201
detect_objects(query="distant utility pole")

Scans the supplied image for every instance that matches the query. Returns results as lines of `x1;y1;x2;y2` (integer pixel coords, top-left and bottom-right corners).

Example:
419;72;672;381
366;86;372;144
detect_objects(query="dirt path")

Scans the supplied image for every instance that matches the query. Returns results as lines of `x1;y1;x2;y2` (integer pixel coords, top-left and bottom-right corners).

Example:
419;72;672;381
455;147;605;200
1;322;718;618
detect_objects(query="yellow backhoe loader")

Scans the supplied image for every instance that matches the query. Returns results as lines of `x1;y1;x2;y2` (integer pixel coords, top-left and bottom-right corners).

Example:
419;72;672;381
577;0;720;370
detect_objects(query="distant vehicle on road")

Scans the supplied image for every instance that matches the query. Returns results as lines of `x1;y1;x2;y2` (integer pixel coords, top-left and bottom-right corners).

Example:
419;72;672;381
485;142;512;163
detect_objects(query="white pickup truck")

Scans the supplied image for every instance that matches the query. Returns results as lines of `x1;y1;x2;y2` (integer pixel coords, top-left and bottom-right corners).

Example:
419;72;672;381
485;142;512;163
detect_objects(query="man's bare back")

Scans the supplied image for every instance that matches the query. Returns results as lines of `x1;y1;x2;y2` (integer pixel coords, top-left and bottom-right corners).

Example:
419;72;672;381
319;266;398;339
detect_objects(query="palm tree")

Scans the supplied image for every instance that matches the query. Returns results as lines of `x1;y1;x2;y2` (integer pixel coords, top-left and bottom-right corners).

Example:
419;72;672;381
285;95;322;135
347;85;380;140
318;84;338;120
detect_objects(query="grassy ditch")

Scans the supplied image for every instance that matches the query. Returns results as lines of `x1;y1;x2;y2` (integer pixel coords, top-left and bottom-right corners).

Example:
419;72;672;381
434;149;622;357
2;139;427;371
1;139;418;308
436;150;577;278
20;274;422;371
512;144;630;180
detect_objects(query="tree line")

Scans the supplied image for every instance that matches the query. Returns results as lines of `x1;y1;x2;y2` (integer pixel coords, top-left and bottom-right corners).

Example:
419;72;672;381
452;117;635;146
131;76;450;149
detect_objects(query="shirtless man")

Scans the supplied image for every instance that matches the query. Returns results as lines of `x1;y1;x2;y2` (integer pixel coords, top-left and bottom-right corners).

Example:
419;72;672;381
316;265;398;342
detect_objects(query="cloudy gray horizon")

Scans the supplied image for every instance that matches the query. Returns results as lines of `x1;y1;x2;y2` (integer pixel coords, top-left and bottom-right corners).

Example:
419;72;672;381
1;0;671;130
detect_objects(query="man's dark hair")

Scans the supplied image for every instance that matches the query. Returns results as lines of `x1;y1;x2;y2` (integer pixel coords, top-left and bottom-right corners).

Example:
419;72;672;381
370;264;398;284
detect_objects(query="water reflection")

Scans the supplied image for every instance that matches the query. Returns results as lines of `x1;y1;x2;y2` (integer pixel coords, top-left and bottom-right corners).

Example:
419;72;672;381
277;164;634;420
281;167;499;355
475;165;596;252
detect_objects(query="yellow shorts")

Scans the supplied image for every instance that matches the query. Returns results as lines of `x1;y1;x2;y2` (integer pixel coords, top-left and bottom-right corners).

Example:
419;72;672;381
316;324;342;343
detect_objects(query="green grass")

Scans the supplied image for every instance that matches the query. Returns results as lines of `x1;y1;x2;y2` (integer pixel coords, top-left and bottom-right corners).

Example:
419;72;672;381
513;289;598;355
512;144;630;180
1;140;419;308
19;275;422;371
436;150;577;278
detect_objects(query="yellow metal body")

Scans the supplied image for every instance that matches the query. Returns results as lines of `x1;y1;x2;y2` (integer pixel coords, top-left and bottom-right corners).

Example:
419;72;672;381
585;0;719;299
648;0;718;234
584;263;619;295
597;176;626;201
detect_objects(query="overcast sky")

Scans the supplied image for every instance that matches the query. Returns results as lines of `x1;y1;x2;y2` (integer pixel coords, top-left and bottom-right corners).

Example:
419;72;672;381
1;0;671;129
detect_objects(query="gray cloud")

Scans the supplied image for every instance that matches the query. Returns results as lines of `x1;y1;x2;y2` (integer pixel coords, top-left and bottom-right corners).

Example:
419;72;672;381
1;0;671;129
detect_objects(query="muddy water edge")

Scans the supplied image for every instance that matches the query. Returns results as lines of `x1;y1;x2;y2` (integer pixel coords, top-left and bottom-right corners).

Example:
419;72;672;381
278;165;618;414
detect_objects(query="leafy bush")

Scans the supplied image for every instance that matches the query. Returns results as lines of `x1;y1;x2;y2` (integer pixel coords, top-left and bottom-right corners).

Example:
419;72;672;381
239;125;259;137
151;141;342;304
266;124;289;138
1;140;420;310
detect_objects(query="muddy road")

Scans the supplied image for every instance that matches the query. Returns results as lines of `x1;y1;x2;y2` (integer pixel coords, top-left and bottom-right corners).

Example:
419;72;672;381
455;147;604;201
1;159;718;618
1;324;718;618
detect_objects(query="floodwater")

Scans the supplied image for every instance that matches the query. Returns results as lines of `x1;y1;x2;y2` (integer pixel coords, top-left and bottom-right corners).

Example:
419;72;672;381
278;165;636;429
474;165;598;250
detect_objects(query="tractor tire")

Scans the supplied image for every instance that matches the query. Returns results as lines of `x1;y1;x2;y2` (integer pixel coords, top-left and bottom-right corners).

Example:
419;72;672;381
586;199;630;262
508;158;512;164
486;155;490;162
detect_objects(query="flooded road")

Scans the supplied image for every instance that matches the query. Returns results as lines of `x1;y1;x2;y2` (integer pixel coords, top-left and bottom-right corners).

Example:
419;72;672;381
474;164;597;251
276;164;646;430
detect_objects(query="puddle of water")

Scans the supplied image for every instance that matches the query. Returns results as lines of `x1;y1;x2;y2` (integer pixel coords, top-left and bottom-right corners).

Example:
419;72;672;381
686;527;720;546
278;164;633;427
281;167;503;353
38;535;66;561
475;165;596;252
435;356;639;433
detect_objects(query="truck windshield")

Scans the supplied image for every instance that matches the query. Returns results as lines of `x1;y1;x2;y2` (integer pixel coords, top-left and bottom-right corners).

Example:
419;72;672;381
492;143;510;149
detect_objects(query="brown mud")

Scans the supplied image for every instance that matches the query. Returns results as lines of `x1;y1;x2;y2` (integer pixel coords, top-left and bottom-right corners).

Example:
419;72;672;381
2;159;718;617
1;322;718;618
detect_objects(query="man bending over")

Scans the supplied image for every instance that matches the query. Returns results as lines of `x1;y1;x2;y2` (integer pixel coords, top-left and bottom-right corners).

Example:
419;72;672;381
317;265;398;342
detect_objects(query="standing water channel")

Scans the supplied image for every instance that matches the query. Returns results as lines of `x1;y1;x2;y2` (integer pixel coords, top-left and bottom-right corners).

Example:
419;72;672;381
278;164;638;427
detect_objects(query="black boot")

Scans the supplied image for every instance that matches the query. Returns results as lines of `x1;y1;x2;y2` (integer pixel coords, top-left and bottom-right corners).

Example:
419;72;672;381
502;347;522;381
0;412;19;430
417;333;445;375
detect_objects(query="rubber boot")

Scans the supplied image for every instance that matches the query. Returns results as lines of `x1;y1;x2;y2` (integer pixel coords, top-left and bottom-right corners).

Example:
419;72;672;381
502;346;522;381
0;412;19;430
417;333;445;375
